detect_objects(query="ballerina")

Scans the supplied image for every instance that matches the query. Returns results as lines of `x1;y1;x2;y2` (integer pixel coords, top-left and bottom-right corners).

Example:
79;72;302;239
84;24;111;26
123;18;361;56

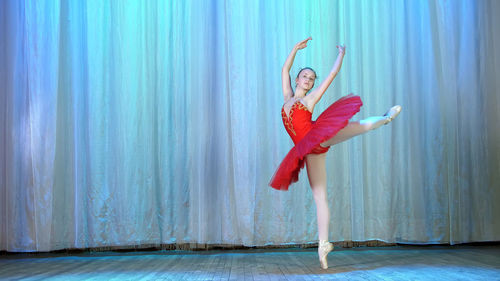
269;37;401;269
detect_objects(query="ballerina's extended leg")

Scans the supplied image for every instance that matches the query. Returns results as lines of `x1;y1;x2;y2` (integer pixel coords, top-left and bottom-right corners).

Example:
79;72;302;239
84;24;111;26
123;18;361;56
321;105;402;147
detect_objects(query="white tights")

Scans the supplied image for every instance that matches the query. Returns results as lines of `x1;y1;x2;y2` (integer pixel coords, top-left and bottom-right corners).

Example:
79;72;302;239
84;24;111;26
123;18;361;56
306;115;388;240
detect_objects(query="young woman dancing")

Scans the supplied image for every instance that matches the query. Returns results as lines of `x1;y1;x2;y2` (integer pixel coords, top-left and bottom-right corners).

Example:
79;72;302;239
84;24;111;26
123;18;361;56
269;37;401;269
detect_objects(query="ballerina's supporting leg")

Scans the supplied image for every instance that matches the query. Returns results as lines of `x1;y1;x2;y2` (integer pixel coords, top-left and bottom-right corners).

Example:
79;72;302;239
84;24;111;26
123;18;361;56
305;153;333;269
305;153;329;241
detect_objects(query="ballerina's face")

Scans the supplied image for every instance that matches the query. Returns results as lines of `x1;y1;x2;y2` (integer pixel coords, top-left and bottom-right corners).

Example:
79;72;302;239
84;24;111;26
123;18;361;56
296;68;316;91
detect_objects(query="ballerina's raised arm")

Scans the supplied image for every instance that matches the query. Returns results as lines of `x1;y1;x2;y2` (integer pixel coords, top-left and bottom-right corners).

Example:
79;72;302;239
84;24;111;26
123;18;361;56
305;44;346;108
281;37;312;103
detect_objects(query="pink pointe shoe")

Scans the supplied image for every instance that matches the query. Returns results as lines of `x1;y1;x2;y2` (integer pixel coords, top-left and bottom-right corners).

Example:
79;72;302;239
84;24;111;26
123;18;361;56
318;240;334;269
383;105;402;124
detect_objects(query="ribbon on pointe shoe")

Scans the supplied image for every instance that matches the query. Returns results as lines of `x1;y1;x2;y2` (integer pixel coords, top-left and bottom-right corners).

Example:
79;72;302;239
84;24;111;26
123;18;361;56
384;105;402;124
318;240;333;269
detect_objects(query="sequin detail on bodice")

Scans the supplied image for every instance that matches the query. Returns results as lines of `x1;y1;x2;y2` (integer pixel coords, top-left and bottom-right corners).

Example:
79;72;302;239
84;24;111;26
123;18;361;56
281;101;314;144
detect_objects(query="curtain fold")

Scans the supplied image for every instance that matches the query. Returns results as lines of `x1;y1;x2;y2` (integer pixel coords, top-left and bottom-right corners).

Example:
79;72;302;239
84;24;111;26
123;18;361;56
1;0;499;252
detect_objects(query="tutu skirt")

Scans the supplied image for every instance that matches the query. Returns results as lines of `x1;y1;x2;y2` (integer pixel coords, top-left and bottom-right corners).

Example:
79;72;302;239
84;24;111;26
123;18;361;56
269;94;363;190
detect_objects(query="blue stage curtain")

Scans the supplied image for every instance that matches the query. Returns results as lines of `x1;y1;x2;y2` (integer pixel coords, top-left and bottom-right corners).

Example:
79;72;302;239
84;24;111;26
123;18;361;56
1;0;499;251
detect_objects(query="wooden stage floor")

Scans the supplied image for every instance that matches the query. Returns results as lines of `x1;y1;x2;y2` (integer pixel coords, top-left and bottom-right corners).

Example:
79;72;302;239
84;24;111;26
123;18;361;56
1;245;499;280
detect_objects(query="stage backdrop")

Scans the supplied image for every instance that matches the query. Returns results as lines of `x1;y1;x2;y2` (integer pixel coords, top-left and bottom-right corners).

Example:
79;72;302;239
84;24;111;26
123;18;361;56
1;0;499;252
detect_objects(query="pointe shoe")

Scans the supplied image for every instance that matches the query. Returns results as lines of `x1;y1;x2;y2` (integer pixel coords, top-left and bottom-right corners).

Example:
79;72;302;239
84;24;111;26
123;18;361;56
318;240;334;269
383;105;402;124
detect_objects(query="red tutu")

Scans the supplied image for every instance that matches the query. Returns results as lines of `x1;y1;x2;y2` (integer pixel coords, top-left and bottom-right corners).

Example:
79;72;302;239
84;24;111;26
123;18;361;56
269;94;363;191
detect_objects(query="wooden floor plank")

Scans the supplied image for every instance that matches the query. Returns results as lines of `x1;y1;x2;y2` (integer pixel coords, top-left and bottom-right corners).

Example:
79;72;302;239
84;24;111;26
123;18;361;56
1;245;499;280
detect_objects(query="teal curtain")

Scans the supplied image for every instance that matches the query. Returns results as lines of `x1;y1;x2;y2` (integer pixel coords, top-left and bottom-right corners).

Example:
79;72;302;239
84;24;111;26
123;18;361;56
1;0;499;252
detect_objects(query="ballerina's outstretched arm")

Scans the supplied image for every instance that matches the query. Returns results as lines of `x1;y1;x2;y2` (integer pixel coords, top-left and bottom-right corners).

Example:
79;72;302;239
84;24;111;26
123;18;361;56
306;45;346;107
282;37;312;102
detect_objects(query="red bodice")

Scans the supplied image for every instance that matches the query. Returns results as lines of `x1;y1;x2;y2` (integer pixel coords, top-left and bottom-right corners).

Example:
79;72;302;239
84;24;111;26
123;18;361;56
281;101;329;154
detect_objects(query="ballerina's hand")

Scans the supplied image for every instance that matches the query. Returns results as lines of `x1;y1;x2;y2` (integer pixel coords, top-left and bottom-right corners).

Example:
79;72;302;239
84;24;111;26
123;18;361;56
295;37;312;50
337;44;346;54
